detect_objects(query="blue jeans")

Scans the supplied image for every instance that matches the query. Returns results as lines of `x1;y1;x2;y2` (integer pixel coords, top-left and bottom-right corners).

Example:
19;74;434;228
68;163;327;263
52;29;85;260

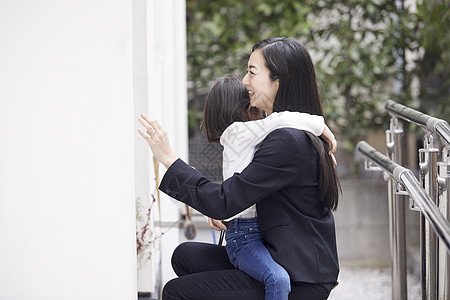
225;218;291;300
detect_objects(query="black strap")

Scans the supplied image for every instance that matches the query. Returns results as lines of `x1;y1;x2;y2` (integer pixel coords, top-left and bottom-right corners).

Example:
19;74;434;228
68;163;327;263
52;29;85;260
218;230;225;245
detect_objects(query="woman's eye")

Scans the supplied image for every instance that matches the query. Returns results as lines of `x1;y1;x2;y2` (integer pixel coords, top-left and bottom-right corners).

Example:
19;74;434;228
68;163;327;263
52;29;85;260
248;70;255;75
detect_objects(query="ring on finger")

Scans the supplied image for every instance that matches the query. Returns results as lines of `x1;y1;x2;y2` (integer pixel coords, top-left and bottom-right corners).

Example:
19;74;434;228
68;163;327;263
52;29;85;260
148;130;156;136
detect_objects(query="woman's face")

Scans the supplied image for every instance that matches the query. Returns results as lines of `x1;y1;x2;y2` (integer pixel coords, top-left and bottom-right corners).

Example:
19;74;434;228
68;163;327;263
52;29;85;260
242;49;279;115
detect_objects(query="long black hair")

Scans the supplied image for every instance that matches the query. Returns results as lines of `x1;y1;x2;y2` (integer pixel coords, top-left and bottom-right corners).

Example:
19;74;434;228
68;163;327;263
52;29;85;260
252;37;341;211
252;37;322;115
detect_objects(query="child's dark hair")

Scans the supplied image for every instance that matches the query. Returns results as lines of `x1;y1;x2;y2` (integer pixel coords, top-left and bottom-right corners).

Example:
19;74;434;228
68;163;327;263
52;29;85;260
201;75;263;143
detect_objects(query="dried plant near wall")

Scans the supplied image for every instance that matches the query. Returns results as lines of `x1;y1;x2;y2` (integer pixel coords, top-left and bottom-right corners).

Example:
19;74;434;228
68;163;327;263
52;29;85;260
136;196;155;268
135;195;181;269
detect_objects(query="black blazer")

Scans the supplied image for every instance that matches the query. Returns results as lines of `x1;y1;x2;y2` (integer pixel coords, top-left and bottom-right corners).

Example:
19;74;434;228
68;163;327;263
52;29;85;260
159;128;339;284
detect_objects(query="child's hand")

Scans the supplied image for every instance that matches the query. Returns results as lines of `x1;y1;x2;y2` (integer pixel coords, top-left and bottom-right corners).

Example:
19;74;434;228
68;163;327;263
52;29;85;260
208;217;227;231
321;124;337;154
330;153;337;167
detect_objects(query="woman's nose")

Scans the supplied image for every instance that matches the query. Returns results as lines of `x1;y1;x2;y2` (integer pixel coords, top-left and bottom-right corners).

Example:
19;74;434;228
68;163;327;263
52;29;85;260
242;73;249;85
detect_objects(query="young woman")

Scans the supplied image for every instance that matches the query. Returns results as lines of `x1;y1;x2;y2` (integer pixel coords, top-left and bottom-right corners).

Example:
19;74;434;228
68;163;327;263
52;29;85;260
138;37;341;300
197;75;335;300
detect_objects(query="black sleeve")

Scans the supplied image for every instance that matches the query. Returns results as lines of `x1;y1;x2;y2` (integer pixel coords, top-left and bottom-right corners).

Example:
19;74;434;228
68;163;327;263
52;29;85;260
159;129;305;219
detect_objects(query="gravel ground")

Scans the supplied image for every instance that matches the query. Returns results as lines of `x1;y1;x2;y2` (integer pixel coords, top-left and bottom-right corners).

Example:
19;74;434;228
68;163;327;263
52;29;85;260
329;267;421;300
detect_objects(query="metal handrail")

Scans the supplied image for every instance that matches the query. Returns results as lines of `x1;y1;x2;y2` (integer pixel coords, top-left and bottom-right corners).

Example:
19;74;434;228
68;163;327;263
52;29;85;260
357;141;450;252
385;99;450;146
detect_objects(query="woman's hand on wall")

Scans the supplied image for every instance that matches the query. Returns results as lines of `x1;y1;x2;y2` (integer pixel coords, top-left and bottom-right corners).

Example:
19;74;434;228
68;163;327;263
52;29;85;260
138;114;178;169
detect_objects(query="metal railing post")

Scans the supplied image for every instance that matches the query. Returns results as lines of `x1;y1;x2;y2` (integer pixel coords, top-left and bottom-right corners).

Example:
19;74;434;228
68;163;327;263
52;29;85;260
438;147;450;300
387;117;408;300
356;141;450;251
385;99;450;299
419;134;440;300
385;100;450;147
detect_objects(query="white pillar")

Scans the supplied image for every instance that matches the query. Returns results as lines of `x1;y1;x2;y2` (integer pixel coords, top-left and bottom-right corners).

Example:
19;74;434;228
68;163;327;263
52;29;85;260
133;0;155;293
146;0;189;288
0;1;137;299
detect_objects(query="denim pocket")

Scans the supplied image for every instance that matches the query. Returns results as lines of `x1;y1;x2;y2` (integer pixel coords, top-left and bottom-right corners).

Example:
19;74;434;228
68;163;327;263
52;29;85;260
225;239;238;266
244;230;263;243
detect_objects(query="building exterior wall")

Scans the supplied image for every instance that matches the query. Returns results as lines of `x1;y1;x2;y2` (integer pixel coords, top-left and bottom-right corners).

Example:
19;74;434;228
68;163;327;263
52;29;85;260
335;180;420;267
0;1;137;299
134;0;188;293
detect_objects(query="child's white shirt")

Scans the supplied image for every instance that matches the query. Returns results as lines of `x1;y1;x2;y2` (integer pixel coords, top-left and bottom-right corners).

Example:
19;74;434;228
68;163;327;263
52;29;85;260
219;111;324;221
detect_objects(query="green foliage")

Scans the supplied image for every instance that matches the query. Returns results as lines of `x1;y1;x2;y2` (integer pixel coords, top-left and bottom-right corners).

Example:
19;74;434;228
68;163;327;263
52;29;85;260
186;0;314;99
187;0;449;149
416;0;450;119
308;0;401;149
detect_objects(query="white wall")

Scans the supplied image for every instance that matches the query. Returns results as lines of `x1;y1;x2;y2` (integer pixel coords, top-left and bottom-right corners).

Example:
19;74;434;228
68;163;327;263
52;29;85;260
145;0;189;288
133;0;155;293
0;1;137;299
133;0;188;294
